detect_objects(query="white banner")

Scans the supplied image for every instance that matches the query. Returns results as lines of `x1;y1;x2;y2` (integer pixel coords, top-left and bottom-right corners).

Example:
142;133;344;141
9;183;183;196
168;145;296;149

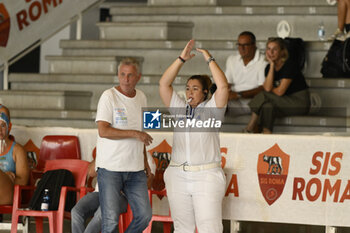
0;0;101;66
11;125;350;227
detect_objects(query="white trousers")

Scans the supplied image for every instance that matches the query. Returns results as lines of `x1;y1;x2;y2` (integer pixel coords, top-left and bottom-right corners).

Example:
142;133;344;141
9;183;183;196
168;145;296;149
164;166;226;233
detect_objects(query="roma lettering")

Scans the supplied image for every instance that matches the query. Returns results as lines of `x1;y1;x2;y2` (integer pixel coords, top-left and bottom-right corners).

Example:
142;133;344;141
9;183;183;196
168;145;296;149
225;174;239;197
17;0;63;31
292;177;350;202
292;151;347;202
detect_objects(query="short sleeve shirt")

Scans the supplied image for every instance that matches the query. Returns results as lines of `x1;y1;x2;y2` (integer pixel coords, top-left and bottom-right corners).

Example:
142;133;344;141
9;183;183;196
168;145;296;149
225;49;267;92
265;60;308;95
95;87;147;172
169;91;225;165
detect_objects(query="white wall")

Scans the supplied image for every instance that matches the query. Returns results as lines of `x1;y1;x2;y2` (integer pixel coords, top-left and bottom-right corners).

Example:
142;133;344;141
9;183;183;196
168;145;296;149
40;26;70;73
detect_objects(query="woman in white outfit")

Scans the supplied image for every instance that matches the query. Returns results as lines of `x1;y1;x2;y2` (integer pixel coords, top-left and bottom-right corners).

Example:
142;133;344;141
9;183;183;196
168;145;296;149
159;39;229;233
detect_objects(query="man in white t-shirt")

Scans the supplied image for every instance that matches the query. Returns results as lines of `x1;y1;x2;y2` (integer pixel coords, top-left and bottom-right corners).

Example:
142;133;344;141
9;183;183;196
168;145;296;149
225;31;267;117
95;57;153;233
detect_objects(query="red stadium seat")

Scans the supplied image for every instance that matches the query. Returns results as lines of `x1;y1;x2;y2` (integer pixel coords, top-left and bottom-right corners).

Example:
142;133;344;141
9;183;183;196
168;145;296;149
11;159;89;233
0;170;35;232
143;189;172;233
143;188;199;233
32;135;81;181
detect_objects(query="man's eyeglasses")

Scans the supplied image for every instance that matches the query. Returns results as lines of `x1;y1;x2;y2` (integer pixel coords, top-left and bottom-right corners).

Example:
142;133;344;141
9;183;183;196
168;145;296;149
236;43;254;48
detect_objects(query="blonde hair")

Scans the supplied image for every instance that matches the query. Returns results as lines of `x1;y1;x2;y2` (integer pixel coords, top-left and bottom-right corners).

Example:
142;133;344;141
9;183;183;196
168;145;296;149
266;37;289;63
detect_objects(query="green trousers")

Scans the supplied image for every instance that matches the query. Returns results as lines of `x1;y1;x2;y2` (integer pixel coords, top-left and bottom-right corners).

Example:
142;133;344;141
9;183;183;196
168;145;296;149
248;89;310;131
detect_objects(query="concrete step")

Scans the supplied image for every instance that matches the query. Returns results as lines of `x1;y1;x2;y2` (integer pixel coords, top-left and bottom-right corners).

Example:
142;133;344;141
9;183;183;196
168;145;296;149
9;72;350;116
108;6;336;41
146;0;333;6
46;55;143;74
6;73;350;131
59;39;331;78
147;0;241;6
241;0;334;6
0;90;92;110
222;115;349;134
97;21;194;40
110;5;336;16
10;109;96;128
8;73;179;109
7;106;350;133
306;78;350;117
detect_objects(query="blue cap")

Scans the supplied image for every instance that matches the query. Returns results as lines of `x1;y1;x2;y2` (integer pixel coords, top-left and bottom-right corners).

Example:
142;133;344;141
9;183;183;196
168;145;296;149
0;112;9;128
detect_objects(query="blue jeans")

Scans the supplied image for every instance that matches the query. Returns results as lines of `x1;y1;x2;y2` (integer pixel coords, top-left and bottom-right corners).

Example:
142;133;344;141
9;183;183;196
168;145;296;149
71;191;128;233
97;168;152;233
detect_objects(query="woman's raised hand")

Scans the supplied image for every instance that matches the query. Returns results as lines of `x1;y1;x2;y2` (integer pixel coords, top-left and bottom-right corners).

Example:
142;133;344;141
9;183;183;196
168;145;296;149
196;48;212;61
180;39;196;61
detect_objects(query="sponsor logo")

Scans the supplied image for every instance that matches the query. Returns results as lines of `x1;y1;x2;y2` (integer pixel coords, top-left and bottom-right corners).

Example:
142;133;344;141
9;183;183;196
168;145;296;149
148;140;172;195
0;3;10;47
143;108;223;131
143;109;161;129
257;143;290;205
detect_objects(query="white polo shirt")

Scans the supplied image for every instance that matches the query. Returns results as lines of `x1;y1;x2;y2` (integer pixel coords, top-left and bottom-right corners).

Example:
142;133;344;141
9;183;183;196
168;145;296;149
95;87;146;172
169;91;224;166
225;49;267;92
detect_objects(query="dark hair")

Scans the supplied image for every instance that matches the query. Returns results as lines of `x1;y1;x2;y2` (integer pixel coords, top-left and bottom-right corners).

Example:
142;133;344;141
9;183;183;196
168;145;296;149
187;75;212;100
266;37;289;62
238;31;256;44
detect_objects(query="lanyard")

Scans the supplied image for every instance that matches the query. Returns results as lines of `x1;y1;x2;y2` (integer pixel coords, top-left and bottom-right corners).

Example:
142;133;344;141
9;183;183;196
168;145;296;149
186;105;195;119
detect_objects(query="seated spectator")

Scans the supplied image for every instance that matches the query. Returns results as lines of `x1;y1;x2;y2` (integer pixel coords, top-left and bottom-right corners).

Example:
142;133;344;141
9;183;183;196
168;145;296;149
244;37;310;134
71;154;155;233
225;31;267;117
0;105;29;205
331;0;350;40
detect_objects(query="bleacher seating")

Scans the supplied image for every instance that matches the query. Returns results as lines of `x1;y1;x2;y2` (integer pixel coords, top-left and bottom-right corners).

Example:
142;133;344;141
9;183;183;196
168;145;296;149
2;0;348;135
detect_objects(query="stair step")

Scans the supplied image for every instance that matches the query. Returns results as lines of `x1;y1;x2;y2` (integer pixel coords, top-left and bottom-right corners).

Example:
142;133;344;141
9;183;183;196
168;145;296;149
110;5;336;16
60;39;332;50
0;90;92;110
8;108;350;132
11;73;350;89
225;115;348;127
9;73;186;85
9;73;186;109
108;6;336;41
10;109;96;128
9;72;350;117
241;0;333;6
46;56;143;74
59;40;331;78
148;0;241;6
97;21;194;40
9;73;118;84
10;109;96;120
147;0;332;6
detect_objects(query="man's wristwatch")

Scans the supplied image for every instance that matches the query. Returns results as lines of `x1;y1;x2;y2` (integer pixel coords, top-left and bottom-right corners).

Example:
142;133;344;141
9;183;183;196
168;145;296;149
207;57;215;65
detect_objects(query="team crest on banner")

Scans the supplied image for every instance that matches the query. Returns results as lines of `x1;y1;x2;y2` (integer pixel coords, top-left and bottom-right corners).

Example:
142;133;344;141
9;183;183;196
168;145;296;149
0;3;10;47
257;143;290;205
148;140;172;198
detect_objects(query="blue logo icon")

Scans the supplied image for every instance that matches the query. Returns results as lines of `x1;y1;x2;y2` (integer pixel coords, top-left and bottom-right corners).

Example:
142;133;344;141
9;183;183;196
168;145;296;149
143;109;161;129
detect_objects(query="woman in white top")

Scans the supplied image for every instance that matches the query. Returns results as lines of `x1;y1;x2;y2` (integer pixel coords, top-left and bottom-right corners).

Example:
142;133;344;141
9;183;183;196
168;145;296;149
159;40;229;233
